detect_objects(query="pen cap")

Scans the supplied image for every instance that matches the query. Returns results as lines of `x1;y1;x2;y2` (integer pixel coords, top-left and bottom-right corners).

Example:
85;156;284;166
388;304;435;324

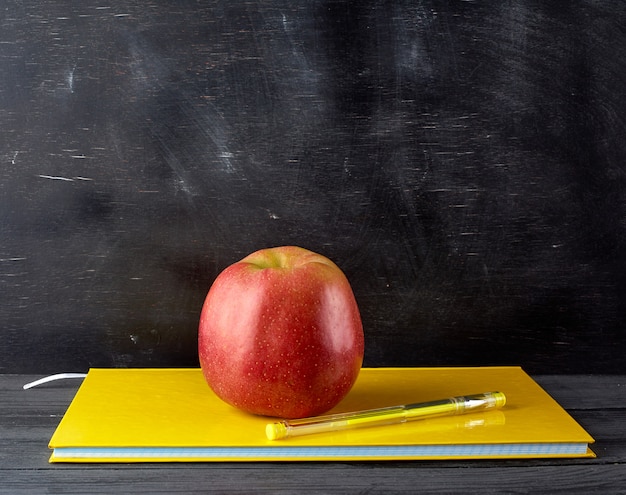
487;391;506;408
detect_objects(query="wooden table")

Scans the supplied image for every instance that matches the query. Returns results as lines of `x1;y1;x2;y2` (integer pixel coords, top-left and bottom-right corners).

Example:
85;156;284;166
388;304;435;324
2;373;625;494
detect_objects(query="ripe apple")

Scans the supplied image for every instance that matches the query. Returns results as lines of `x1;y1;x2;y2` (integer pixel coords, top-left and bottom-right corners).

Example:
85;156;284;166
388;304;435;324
198;246;364;419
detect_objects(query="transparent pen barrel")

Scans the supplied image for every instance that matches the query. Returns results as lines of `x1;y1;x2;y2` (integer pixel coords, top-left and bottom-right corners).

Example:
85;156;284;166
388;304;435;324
269;392;505;440
281;405;410;438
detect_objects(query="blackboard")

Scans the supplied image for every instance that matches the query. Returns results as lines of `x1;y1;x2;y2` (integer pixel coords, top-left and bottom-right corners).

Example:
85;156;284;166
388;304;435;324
2;0;625;374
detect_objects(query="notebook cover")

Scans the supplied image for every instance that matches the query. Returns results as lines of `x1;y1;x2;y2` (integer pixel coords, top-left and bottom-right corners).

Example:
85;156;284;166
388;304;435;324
48;367;595;462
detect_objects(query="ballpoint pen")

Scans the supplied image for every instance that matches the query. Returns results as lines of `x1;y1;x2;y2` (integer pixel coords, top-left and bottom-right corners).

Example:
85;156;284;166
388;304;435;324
266;391;506;440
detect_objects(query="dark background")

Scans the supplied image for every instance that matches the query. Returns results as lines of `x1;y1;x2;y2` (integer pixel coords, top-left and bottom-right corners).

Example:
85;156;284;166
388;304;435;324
2;1;625;374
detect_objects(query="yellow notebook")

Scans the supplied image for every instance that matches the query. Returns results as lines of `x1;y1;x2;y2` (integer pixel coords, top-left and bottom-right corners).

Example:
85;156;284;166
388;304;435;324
48;367;595;462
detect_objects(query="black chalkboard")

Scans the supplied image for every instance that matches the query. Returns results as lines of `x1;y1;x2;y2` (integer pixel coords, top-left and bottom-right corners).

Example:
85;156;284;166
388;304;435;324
2;1;625;374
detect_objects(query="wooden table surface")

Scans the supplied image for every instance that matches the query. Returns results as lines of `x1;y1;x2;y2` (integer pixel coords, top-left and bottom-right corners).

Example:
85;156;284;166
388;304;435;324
1;373;625;494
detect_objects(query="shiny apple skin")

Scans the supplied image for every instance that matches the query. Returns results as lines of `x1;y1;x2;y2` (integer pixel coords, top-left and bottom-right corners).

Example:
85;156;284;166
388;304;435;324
198;246;364;419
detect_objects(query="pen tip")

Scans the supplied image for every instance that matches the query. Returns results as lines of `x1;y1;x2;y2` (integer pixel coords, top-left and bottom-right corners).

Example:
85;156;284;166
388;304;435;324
266;422;288;440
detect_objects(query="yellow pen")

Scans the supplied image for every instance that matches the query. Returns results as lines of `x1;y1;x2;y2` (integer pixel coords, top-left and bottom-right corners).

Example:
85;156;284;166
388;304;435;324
266;391;506;440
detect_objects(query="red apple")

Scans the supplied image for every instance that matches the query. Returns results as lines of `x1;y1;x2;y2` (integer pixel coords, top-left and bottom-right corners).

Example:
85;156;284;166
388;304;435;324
198;246;364;419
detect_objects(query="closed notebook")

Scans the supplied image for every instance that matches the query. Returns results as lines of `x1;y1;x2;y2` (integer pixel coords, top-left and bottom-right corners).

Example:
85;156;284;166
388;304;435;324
48;367;595;462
